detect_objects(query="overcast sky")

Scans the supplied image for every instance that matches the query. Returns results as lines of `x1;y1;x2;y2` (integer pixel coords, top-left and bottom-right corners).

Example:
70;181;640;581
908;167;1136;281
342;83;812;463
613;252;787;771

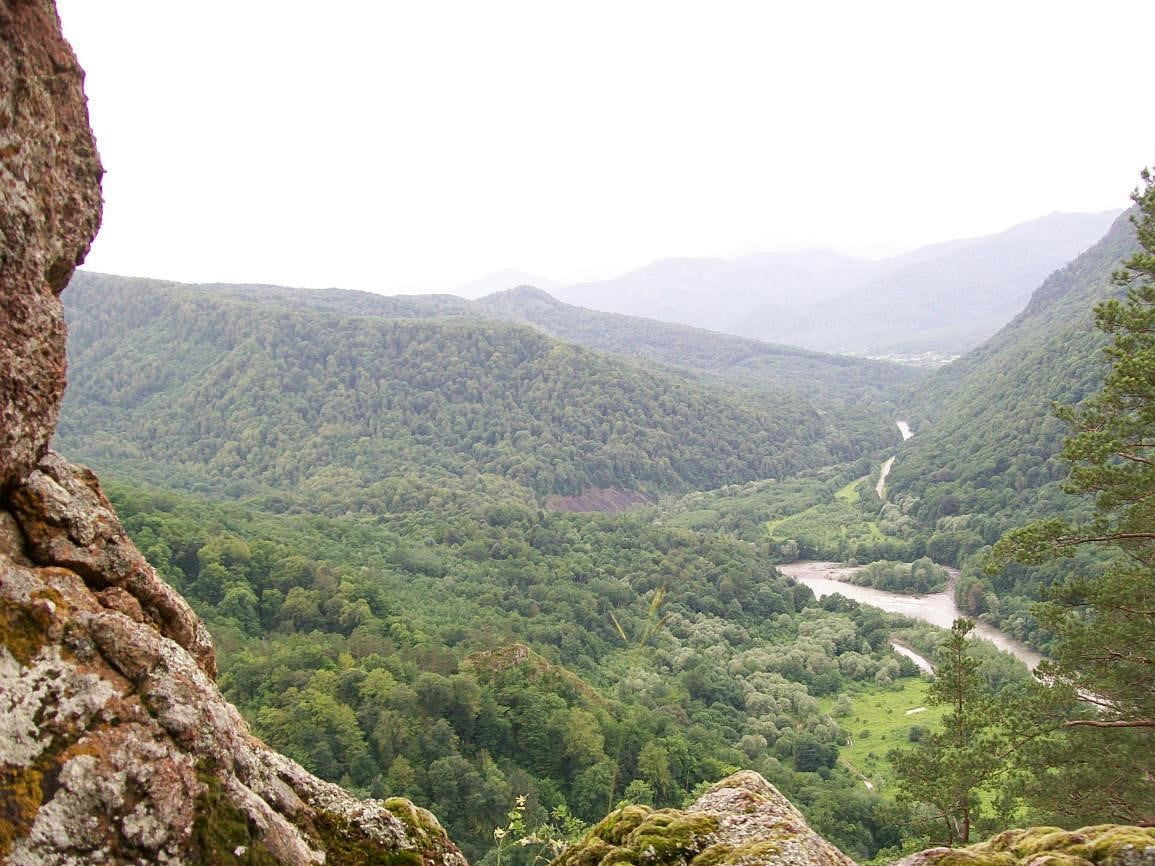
56;1;1155;295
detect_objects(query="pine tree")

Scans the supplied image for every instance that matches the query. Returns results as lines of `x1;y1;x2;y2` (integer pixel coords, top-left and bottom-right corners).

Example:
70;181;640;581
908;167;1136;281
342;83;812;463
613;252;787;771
889;619;1004;845
993;165;1155;733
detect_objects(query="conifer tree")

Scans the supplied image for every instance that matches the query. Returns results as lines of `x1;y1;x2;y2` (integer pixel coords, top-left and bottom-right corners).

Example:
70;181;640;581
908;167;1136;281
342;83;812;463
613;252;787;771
994;165;1155;733
889;619;1003;844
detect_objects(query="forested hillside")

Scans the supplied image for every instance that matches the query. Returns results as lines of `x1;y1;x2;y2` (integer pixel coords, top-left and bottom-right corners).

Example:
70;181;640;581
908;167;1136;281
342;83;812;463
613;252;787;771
476;285;921;405
889;211;1138;532
102;477;1019;863
58;272;904;506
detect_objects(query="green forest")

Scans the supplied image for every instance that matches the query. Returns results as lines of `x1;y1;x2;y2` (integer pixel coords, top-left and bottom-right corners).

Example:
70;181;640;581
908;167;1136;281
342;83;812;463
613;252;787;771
52;182;1155;862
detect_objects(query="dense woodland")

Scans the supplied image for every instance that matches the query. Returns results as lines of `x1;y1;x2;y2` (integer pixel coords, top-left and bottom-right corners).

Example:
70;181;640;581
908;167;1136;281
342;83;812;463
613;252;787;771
54;195;1155;861
60;273;903;506
104;477;1037;862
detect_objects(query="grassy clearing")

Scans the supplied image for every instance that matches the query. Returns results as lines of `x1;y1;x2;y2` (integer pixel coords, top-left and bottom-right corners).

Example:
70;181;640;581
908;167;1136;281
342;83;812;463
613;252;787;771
835;476;866;504
765;499;886;553
823;677;948;793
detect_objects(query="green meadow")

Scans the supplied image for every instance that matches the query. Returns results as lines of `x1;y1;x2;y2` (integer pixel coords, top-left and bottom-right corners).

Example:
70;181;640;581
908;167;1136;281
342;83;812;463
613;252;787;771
823;677;948;793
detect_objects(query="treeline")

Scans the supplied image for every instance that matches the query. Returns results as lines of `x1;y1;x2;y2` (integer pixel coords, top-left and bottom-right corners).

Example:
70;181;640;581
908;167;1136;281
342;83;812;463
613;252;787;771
476;285;923;407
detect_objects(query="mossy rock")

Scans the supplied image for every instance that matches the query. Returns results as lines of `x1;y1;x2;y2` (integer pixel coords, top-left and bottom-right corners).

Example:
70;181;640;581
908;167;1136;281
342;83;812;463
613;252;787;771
590;806;657;847
557;805;719;866
911;825;1155;866
384;796;452;853
691;840;783;866
632;812;720;864
189;768;281;865
976;825;1155;866
311;809;424;866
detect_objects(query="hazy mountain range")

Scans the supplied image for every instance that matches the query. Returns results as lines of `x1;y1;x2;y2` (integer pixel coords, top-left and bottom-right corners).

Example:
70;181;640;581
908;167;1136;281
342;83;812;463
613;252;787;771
460;211;1120;364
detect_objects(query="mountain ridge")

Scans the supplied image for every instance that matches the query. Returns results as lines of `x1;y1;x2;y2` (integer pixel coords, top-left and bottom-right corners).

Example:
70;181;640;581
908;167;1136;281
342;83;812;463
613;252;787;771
552;211;1121;362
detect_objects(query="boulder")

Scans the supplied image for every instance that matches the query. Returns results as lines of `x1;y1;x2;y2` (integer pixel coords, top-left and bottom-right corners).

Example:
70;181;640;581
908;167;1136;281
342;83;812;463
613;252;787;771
552;770;856;866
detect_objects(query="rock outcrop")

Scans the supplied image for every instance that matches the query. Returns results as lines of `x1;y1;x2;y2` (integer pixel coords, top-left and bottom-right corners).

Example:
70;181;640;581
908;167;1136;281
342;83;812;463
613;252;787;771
552;773;1155;866
1;455;468;864
0;0;103;492
893;825;1155;866
553;771;857;866
0;2;466;863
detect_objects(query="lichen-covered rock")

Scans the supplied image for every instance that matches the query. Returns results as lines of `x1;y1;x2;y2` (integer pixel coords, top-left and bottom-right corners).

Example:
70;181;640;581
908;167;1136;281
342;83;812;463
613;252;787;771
0;454;469;865
892;826;1155;866
8;451;217;677
0;2;468;860
0;0;103;491
552;771;856;866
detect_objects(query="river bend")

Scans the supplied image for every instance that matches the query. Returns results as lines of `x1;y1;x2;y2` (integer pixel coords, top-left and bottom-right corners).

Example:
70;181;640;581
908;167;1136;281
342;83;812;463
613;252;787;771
779;560;1044;671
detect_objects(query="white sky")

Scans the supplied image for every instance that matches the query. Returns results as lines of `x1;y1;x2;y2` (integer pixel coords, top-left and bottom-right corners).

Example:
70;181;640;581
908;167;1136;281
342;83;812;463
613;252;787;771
56;1;1155;294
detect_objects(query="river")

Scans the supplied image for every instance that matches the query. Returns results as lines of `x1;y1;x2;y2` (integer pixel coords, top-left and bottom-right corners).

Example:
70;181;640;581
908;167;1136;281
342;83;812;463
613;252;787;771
778;560;1045;672
875;457;896;499
876;421;913;500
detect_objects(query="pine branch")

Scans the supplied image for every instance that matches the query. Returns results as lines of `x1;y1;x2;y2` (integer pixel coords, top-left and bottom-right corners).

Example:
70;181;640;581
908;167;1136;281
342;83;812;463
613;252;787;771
1063;718;1155;729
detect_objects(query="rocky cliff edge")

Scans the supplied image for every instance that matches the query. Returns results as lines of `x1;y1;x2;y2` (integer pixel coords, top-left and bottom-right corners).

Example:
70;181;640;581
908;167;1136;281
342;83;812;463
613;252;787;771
1;453;468;865
0;1;465;863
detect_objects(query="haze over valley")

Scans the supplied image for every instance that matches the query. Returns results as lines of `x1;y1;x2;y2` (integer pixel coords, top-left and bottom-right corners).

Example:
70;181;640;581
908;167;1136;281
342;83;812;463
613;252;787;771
462;210;1120;366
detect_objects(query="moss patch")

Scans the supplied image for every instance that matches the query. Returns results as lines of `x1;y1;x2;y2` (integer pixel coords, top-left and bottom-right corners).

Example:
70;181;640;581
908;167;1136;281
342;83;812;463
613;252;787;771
691;840;783;866
932;850;1022;866
556;806;719;866
0;591;61;666
0;764;43;860
632;812;719;864
311;809;424;866
383;796;446;851
934;825;1155;866
188;767;280;865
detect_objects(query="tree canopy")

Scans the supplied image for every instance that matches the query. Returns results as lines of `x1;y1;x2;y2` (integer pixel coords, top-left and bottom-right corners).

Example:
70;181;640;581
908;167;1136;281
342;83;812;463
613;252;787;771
994;167;1155;734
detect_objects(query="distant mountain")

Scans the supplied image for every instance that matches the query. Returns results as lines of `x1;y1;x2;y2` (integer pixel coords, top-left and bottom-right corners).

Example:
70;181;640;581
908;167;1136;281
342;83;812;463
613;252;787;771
453;268;564;299
58;272;905;508
555;249;887;335
555;212;1121;363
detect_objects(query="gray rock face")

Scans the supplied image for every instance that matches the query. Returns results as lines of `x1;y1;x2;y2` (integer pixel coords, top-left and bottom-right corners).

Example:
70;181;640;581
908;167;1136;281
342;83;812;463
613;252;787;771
8;452;217;677
0;0;103;491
